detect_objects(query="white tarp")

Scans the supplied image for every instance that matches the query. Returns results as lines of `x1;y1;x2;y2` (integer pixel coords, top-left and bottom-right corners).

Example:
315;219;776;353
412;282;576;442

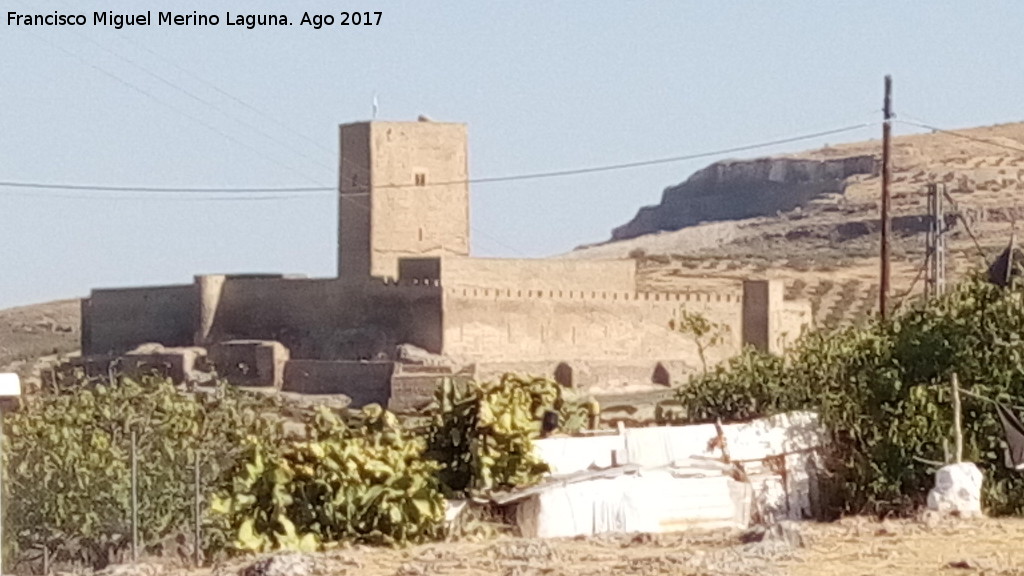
724;411;824;462
533;434;625;475
515;470;751;538
622;423;719;468
533;411;824;474
523;411;826;534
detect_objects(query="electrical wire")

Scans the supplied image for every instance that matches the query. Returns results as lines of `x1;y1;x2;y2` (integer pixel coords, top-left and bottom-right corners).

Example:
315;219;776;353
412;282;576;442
0;182;328;194
0;122;877;198
894;118;1024;156
10;13;332;189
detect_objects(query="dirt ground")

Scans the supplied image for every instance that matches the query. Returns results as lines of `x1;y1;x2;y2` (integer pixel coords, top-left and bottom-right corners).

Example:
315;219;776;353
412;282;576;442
109;516;1024;576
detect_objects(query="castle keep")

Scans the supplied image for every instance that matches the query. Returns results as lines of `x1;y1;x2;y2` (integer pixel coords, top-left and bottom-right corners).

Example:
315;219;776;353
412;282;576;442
79;120;812;408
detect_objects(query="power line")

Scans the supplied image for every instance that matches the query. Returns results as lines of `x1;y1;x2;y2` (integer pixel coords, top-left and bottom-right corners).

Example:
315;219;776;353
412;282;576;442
469;123;877;184
0;122;877;198
895;118;1024;155
13;17;332;190
48;0;337;159
0;182;328;194
0;190;311;202
65;27;338;174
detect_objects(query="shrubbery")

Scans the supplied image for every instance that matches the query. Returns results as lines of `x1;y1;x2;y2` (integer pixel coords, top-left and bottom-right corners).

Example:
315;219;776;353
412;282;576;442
426;374;588;497
677;278;1024;516
210;405;445;551
2;370;576;568
3;376;285;569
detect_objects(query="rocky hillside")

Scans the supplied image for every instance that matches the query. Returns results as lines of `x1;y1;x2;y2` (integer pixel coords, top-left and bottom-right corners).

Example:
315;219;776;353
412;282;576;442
569;122;1024;327
612;155;877;241
0;300;80;375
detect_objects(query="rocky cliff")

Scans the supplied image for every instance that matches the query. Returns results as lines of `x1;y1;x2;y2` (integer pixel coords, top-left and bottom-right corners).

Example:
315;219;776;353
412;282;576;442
577;121;1024;330
612;155;877;240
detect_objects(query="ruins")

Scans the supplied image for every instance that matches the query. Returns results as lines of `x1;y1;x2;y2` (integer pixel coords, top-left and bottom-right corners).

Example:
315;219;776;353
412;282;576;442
78;119;812;409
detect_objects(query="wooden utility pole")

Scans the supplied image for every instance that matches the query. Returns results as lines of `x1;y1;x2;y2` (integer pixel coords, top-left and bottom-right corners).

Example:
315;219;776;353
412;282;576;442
880;75;893;319
925;183;947;298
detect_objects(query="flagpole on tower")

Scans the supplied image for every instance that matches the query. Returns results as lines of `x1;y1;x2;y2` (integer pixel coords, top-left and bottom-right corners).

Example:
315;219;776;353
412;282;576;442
372;94;379;119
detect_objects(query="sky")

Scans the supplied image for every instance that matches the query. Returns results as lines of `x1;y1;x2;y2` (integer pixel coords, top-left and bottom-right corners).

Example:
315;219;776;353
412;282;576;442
2;1;1024;309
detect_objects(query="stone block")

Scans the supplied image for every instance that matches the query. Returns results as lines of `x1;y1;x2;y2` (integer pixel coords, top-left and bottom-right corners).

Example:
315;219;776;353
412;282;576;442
209;340;290;388
389;365;453;412
282;360;393;407
121;345;206;383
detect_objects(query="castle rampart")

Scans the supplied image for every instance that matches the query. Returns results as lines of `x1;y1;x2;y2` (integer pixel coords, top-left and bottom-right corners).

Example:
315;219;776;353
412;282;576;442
79;117;815;402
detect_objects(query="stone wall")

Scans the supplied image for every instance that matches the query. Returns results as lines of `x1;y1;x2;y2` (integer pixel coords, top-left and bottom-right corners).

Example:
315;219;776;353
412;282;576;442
82;274;445;362
83;284;197;355
388;365;454;412
204;276;443;360
439;257;638;293
441;286;745;387
282;359;394;406
471;359;692;390
779;299;814;351
81;266;807;392
338;122;373;278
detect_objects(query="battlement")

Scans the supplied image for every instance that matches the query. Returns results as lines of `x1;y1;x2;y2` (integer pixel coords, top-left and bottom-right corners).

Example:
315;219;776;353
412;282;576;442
445;286;741;304
82;116;814;392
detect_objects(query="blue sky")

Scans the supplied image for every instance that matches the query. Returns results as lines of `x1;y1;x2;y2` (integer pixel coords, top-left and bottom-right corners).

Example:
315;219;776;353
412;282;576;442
2;1;1024;309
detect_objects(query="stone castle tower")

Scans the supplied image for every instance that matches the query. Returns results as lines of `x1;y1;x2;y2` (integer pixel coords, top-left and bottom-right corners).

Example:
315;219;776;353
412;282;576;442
338;120;470;278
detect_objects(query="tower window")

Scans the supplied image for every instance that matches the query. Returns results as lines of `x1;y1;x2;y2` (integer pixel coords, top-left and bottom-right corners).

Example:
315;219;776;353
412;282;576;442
414;173;426;186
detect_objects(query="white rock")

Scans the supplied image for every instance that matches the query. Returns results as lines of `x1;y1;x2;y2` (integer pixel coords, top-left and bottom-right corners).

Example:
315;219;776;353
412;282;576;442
926;462;984;517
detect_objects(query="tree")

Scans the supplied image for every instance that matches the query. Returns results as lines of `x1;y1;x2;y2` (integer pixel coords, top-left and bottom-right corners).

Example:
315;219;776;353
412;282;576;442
676;277;1024;517
673;309;728;373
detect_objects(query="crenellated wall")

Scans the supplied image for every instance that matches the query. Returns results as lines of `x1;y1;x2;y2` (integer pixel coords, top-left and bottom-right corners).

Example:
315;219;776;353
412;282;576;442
441;283;746;387
79;118;816;397
438;257;638;293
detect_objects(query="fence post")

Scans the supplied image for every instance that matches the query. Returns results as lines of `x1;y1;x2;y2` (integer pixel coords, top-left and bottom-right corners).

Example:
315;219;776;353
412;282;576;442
131;428;139;563
193;450;201;568
952;373;963;464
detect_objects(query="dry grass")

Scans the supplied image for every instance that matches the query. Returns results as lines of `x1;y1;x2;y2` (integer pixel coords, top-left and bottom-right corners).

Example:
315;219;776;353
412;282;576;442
118;517;1024;576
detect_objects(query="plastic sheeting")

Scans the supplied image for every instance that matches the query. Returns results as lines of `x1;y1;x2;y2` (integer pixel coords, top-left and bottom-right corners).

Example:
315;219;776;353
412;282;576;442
515;471;751;538
533;411;824;474
523;411;826;534
533;434;625;475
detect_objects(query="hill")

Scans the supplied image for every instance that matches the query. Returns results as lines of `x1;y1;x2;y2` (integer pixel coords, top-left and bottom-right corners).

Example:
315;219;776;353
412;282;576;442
0;299;80;375
567;122;1024;327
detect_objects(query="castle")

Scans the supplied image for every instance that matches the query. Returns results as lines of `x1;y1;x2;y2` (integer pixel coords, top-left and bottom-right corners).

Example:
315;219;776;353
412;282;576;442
79;119;812;409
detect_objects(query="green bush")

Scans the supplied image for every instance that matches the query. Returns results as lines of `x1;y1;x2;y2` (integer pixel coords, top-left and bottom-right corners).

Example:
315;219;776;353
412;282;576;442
209;405;445;551
677;278;1024;516
426;374;586;497
3;376;285;569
